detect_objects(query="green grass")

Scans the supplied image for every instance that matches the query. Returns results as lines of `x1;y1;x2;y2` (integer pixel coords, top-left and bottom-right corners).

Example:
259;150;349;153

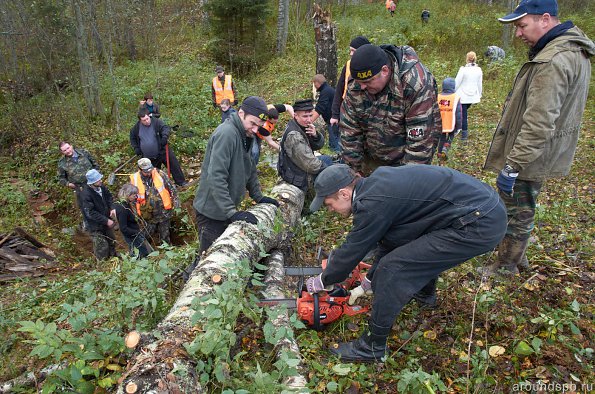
0;0;593;392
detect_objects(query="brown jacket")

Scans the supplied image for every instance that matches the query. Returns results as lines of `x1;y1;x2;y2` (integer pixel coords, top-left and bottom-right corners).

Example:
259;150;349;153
484;26;593;181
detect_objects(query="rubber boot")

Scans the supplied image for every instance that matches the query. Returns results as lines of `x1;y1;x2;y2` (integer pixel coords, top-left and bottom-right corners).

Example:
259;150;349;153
477;236;527;277
412;278;437;308
460;130;469;144
329;321;390;362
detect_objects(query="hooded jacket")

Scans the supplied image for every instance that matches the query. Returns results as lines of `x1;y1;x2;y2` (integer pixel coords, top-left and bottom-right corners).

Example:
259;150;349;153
484;25;594;180
193;112;263;221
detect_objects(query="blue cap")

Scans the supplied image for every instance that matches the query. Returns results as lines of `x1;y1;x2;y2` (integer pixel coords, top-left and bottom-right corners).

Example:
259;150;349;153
86;169;103;185
499;0;558;23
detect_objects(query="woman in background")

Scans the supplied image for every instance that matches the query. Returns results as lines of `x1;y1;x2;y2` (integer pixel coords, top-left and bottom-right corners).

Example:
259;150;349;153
455;51;482;142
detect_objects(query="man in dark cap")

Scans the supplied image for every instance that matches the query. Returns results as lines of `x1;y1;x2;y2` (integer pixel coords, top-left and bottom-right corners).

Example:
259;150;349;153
482;0;593;276
185;96;279;280
306;164;507;362
340;43;442;175
278;99;332;193
212;65;238;109
330;36;370;129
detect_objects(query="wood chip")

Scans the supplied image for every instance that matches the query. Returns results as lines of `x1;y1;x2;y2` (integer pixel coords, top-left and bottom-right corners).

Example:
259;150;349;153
212;274;222;284
125;382;138;393
125;331;140;349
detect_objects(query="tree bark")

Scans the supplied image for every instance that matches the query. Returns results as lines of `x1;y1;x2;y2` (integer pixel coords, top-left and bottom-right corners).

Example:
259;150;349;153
117;183;305;393
71;0;104;118
312;3;338;87
501;0;515;49
276;0;290;54
261;250;308;390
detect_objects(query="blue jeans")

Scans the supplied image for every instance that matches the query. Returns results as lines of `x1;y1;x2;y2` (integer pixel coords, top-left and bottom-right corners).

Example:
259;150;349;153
461;103;472;131
251;138;262;164
369;195;506;328
319;154;333;168
327;123;341;152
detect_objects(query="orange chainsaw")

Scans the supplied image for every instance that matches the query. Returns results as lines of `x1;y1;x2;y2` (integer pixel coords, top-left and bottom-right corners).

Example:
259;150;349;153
259;249;371;330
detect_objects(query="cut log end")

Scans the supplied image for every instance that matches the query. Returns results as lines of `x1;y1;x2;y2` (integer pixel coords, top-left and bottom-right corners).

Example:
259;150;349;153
125;382;138;393
125;331;140;349
211;274;222;284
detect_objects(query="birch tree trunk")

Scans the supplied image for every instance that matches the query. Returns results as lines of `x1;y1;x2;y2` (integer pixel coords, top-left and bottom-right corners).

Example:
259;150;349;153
117;183;305;393
71;0;103;118
312;3;338;87
276;0;290;54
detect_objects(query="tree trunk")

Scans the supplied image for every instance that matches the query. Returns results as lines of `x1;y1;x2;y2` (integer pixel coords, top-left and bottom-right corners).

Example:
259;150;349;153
261;250;308;390
276;0;290;55
117;183;305;393
312;3;338;87
501;0;515;49
71;0;103;118
105;0;120;131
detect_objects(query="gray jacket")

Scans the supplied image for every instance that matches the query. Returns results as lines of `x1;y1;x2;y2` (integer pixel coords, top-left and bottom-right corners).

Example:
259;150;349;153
484;26;593;180
193;112;263;220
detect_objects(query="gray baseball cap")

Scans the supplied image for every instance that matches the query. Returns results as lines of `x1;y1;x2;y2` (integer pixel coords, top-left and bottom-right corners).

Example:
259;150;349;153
309;164;357;212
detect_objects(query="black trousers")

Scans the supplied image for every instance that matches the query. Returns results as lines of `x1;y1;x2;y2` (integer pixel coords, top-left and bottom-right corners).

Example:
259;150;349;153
370;198;507;328
149;146;186;186
195;211;230;255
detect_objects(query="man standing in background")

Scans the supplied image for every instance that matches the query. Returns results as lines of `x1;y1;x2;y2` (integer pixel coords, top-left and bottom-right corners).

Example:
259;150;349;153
482;0;593;275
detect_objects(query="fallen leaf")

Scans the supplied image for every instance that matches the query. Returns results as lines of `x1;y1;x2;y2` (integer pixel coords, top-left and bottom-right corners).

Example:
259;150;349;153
423;330;437;340
488;345;506;357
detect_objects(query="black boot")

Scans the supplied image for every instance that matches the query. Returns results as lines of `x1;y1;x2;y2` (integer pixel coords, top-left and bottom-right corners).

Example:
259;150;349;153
412;278;437;308
329;321;390;362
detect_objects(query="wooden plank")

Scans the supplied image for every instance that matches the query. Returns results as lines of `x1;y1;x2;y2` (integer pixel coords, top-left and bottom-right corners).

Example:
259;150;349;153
14;227;46;248
0;247;32;265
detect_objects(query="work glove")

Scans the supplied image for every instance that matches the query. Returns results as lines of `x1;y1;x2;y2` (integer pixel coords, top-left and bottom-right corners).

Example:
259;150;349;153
348;277;373;305
258;196;279;207
306;273;333;294
230;211;258;225
496;164;519;197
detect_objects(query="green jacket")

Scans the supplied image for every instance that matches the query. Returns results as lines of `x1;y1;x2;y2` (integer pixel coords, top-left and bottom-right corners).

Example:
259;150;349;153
57;148;98;187
193;112;263;221
484;26;594;180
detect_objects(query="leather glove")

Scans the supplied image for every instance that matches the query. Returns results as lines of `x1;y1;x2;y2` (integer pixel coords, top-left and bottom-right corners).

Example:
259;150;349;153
306;273;333;294
348;277;373;305
496;164;519;197
230;211;258;225
258;196;279;207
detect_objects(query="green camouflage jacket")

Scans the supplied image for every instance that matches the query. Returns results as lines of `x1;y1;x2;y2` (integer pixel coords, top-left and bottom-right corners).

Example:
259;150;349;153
340;45;441;174
57;148;98;187
137;169;180;223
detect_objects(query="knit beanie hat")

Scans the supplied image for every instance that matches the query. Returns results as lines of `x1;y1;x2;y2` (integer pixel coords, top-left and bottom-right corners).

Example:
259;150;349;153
350;44;388;81
349;36;371;50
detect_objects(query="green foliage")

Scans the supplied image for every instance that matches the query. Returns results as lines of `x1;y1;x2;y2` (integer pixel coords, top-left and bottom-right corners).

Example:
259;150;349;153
204;0;272;75
396;365;448;393
15;250;187;391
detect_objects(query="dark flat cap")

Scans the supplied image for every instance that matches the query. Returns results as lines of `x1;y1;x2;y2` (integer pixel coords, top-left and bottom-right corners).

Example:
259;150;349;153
293;99;314;112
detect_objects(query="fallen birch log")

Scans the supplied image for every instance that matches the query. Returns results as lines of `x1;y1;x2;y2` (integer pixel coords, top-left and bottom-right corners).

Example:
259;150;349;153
117;182;305;393
261;250;309;391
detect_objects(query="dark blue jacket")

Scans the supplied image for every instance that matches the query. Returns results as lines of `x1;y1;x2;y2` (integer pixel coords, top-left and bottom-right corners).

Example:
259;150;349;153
81;184;114;232
321;165;501;285
315;82;335;123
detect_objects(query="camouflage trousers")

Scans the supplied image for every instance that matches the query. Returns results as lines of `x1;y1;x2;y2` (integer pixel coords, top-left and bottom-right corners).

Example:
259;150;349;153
90;228;117;260
499;179;543;241
145;219;171;246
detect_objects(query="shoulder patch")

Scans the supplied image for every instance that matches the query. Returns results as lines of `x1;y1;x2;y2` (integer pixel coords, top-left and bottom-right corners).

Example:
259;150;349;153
407;126;426;140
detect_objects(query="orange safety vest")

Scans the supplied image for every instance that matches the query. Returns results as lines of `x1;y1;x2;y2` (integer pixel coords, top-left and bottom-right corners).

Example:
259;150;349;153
212;74;235;105
385;0;391;9
438;93;459;133
343;59;352;99
130;170;172;215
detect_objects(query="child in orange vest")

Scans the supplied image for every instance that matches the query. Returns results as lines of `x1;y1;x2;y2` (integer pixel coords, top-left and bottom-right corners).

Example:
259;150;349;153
437;77;462;162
